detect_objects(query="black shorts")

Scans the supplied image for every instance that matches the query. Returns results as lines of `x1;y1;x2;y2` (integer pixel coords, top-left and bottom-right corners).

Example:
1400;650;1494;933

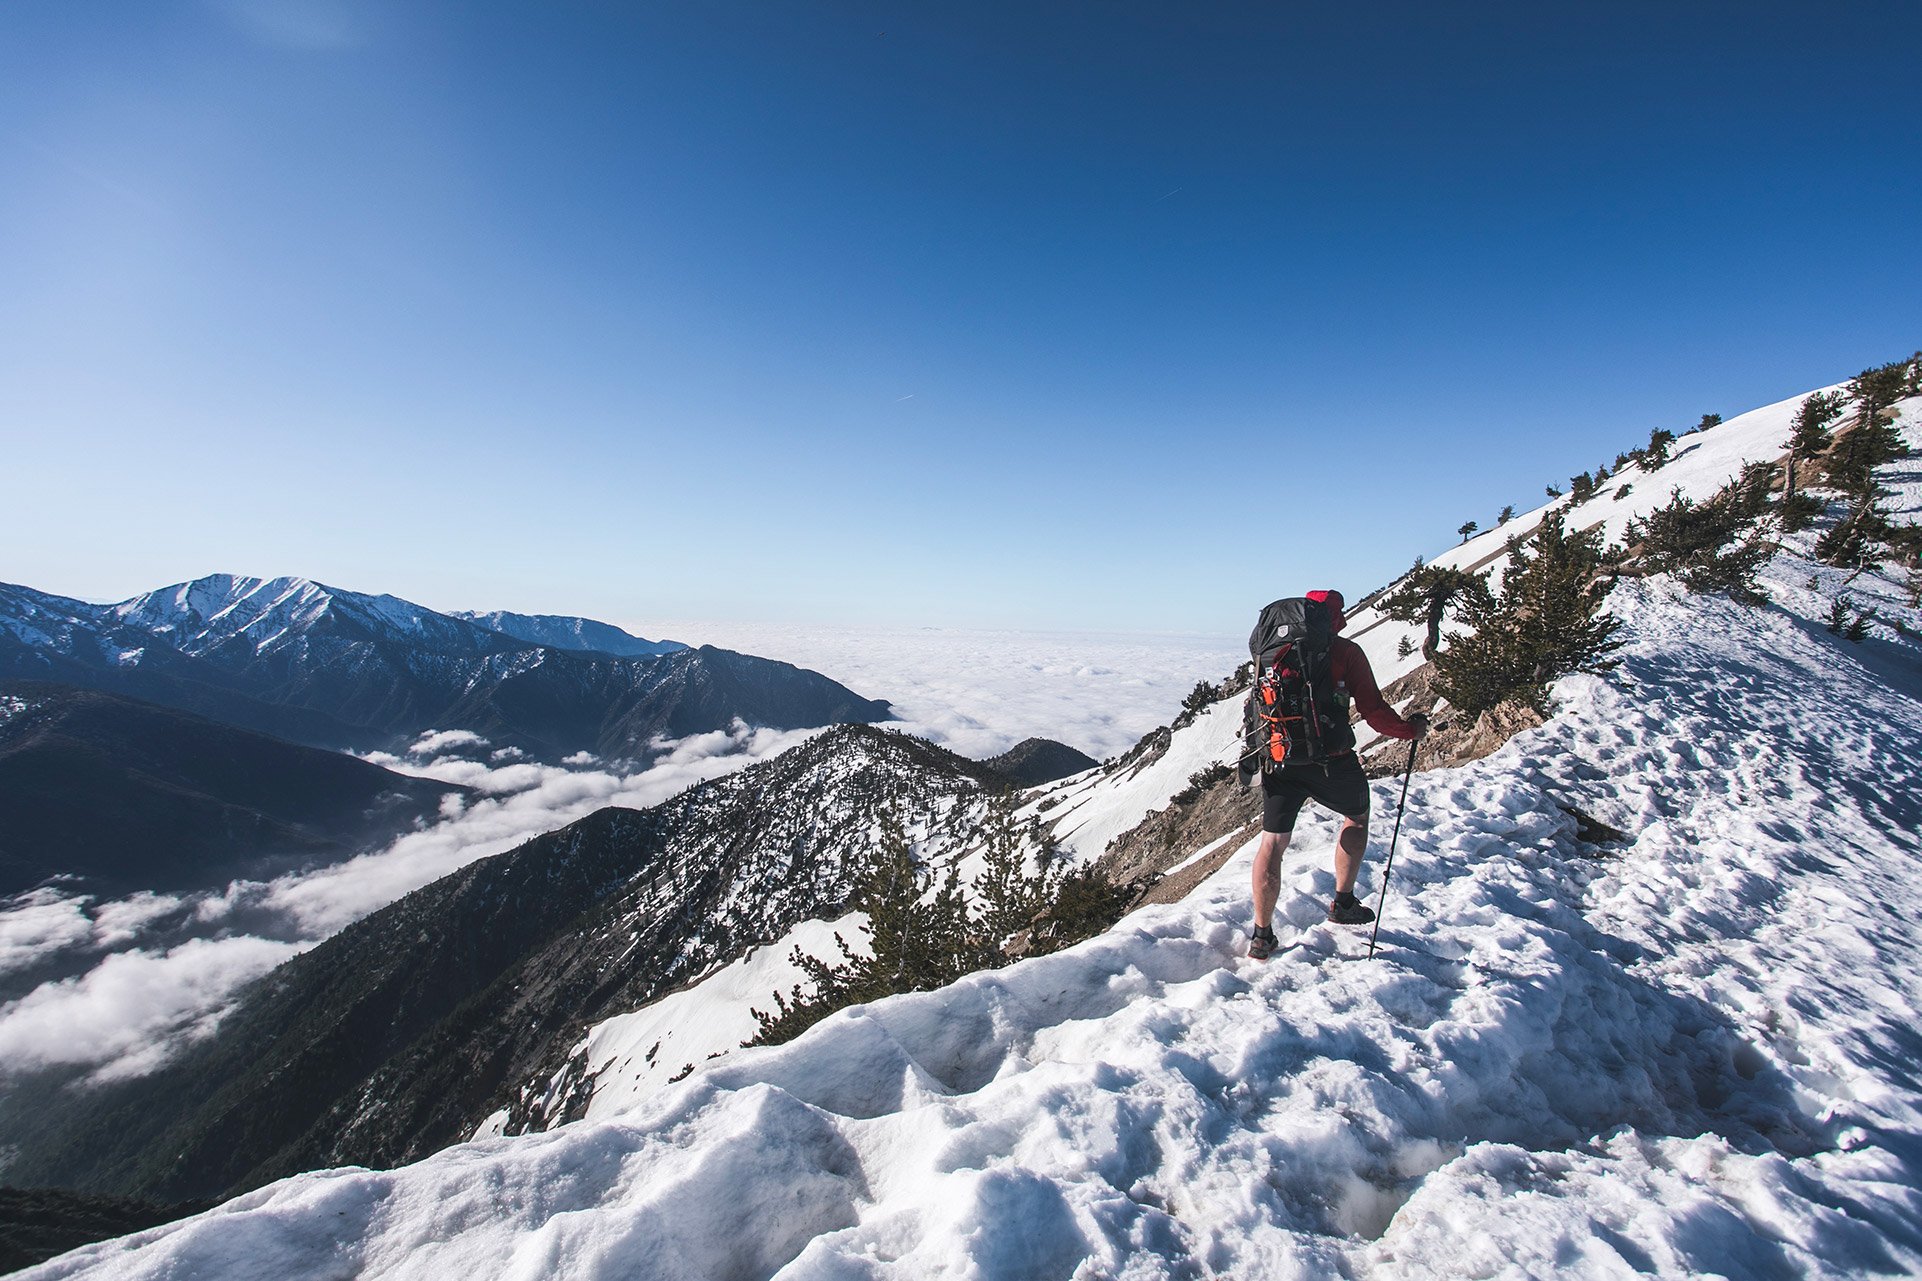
1261;753;1371;833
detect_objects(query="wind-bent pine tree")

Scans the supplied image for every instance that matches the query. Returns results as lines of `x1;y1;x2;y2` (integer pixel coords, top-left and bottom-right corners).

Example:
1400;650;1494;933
1380;565;1495;662
1458;520;1479;544
1434;510;1622;716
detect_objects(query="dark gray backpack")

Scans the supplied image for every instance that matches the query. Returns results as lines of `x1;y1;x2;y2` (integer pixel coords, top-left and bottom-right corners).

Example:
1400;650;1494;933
1239;597;1349;780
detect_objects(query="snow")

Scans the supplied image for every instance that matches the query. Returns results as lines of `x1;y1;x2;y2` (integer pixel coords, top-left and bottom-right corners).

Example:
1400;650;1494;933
1035;697;1244;864
28;537;1922;1276
561;913;872;1123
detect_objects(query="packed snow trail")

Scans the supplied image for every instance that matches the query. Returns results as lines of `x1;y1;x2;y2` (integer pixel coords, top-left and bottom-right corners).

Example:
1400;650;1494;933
26;577;1922;1279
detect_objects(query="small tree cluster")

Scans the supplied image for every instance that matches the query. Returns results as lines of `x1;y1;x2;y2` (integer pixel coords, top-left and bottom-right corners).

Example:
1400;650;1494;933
749;801;1125;1047
1825;595;1876;643
1848;358;1917;429
1621;483;1773;605
1171;763;1231;806
1815;411;1908;570
1433;511;1622;716
1569;471;1598;503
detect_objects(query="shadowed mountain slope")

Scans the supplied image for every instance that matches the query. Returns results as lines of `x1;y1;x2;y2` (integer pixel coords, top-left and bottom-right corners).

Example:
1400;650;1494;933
0;683;464;896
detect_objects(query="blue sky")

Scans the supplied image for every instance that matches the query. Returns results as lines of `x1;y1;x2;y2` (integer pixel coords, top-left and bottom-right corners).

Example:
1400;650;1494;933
3;1;1917;635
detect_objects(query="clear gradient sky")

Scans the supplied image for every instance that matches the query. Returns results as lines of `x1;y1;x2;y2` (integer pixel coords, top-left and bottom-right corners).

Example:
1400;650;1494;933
3;1;1917;635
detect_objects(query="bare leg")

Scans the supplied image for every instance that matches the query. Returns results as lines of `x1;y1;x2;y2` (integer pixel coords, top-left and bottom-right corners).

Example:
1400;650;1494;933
1251;830;1292;928
1333;813;1369;895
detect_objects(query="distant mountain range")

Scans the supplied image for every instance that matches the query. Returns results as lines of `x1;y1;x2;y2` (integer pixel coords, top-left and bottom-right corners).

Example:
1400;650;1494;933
0;575;890;761
0;683;465;898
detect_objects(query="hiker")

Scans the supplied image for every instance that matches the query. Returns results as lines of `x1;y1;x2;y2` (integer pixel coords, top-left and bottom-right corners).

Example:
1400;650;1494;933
1247;589;1426;959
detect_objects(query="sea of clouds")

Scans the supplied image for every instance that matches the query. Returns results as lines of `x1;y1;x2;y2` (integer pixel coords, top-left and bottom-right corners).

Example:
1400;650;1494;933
653;621;1242;761
0;625;1238;1082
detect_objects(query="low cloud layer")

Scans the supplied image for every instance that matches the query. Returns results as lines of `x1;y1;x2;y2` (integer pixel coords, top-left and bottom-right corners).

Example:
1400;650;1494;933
642;622;1242;760
0;721;817;1082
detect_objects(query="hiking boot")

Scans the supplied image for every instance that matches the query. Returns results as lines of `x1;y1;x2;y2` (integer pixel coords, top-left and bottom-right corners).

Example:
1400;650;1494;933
1327;892;1375;925
1247;924;1279;960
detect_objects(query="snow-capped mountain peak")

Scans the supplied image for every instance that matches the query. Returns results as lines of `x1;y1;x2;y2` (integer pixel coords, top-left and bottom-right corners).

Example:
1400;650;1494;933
105;574;486;658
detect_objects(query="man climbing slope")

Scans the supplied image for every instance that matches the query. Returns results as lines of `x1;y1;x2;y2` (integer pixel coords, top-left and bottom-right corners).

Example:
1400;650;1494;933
1245;589;1426;959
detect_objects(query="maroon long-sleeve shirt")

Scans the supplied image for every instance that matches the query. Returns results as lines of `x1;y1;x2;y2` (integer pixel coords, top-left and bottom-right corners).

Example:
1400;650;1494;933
1330;637;1419;742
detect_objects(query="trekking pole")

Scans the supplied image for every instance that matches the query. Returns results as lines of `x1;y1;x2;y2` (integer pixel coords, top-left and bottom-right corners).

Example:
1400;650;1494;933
1367;729;1422;958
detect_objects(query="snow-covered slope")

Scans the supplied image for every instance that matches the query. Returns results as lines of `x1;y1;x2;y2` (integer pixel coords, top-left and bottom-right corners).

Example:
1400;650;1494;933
27;550;1922;1278
1342;387;1853;700
470;386;1920;1214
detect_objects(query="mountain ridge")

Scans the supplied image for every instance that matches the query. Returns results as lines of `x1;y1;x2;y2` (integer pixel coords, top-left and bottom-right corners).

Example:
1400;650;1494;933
0;575;891;762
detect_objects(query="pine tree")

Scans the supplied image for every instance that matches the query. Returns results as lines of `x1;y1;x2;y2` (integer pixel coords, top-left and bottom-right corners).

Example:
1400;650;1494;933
1569;471;1597;503
1696;413;1723;433
1643;428;1677;471
1729;460;1778;520
1380;565;1496;661
1458;520;1479;543
748;809;961;1046
1825;405;1908;501
749;800;1123;1048
965;800;1059;968
1181;680;1215;715
1498;504;1516;525
1433;511;1622;716
1782;391;1842;503
1545;484;1563;499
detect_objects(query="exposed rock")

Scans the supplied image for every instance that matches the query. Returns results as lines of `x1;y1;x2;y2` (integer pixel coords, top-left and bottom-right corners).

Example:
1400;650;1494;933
1095;769;1258;903
1357;661;1544;776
